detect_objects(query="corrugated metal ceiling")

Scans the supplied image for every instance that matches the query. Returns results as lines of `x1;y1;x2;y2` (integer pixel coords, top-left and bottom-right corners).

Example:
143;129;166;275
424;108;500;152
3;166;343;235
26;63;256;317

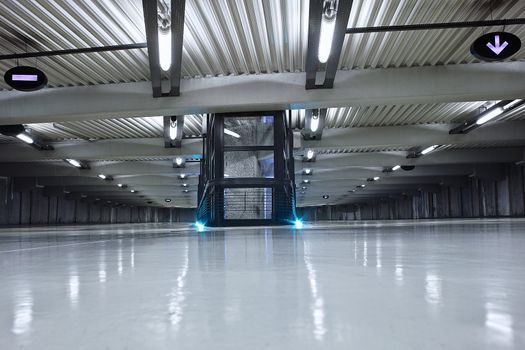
1;0;524;91
3;101;516;143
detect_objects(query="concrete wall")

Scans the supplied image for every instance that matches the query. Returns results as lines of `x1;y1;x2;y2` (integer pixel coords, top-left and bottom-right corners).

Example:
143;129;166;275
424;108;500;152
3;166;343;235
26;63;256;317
0;178;194;226
298;163;525;221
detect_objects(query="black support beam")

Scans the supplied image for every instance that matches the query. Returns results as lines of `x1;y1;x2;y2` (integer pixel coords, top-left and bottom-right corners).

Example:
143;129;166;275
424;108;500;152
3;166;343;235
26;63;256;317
306;0;353;89
142;0;162;97
345;18;525;34
0;43;147;61
168;0;186;96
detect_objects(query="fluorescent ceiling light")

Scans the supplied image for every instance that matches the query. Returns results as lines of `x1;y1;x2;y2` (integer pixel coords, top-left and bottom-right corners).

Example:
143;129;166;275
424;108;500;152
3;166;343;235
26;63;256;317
373;176;380;181
306;149;315;160
16;133;34;144
318;3;337;63
224;128;241;138
158;27;171;72
65;159;82;168
476;107;504;125
97;174;107;180
503;99;521;110
420;145;438;155
392;165;401;171
310;114;320;132
169;119;177;140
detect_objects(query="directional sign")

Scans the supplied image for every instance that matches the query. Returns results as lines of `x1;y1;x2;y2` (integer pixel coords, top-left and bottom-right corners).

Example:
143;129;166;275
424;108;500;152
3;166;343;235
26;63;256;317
4;66;47;91
471;32;521;62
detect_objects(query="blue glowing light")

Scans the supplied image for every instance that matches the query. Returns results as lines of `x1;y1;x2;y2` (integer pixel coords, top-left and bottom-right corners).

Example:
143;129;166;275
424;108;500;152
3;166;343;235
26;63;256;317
294;219;303;229
195;221;205;232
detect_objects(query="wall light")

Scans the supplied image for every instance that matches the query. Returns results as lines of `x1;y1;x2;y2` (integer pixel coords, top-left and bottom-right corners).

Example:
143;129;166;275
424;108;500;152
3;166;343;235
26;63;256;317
392;165;401;171
97;174;107;180
303;168;312;175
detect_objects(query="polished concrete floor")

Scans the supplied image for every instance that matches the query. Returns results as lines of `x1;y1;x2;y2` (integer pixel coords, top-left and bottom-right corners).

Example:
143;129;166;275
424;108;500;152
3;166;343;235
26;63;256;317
1;219;525;349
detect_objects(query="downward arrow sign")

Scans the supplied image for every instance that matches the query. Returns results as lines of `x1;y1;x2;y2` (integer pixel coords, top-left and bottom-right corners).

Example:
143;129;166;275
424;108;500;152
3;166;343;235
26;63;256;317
486;35;509;55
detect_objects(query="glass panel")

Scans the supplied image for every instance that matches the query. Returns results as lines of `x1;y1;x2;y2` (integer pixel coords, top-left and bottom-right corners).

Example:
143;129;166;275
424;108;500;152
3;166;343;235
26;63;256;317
224;116;274;146
224;187;272;220
224;150;274;178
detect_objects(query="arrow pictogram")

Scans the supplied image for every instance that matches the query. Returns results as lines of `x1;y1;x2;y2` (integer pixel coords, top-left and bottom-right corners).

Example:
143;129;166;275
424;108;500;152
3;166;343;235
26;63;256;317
486;35;509;55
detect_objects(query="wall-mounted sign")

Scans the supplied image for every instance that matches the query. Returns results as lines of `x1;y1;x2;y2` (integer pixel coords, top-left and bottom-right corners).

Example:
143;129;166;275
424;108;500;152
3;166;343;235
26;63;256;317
471;32;521;62
4;66;47;91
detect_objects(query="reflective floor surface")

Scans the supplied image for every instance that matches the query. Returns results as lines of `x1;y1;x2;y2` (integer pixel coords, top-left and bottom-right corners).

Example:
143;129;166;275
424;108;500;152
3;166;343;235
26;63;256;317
1;219;525;349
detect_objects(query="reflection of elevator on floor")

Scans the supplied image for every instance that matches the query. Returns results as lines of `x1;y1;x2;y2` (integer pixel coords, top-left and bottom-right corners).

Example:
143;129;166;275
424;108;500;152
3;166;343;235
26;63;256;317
197;111;296;227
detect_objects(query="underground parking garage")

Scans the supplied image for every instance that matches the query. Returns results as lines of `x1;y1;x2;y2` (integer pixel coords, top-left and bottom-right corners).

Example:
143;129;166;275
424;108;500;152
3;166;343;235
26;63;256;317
1;0;525;349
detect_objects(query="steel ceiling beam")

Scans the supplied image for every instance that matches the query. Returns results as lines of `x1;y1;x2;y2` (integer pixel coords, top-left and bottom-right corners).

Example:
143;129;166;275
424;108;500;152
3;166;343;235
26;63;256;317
3;61;524;125
142;0;162;97
295;147;525;168
0;138;202;162
302;121;525;150
169;0;186;97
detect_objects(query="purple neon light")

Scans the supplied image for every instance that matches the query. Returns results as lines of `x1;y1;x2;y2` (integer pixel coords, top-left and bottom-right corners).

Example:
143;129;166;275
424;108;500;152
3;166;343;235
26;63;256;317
11;74;38;82
486;35;508;55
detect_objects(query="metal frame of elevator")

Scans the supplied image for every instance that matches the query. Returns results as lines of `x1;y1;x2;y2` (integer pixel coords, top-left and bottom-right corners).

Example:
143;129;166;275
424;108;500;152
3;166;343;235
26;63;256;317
197;111;296;227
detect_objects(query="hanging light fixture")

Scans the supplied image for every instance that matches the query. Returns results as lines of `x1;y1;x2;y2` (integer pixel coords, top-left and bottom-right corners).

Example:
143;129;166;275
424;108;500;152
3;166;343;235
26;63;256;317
310;110;320;132
169;117;178;140
318;0;338;63
158;3;171;72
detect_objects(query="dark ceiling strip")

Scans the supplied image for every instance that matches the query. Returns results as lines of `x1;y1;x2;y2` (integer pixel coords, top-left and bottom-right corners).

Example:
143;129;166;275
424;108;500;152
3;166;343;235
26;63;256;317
345;18;525;34
168;0;186;97
0;43;147;60
323;0;353;89
305;0;323;89
142;0;162;98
